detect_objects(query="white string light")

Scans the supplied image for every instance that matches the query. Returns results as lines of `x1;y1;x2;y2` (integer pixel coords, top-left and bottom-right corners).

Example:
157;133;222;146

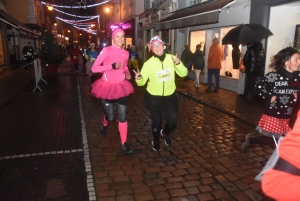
53;7;100;18
41;0;110;9
56;17;97;35
56;17;98;23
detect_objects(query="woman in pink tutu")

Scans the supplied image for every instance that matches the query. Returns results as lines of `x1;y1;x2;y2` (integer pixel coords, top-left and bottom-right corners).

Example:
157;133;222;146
91;28;134;154
242;47;300;153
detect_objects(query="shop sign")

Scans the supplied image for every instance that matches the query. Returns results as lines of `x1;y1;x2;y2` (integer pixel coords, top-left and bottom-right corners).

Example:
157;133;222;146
151;13;159;23
19;29;36;38
142;17;151;26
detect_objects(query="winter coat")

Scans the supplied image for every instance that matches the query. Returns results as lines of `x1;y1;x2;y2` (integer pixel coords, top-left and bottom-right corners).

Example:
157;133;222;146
207;43;223;69
191;50;204;70
181;49;192;64
136;53;188;96
129;50;139;60
243;42;265;76
255;68;300;119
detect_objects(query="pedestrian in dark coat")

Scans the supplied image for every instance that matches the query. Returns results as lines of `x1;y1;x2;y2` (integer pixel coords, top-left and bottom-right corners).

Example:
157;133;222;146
181;44;193;80
191;44;204;88
240;42;265;99
22;42;34;72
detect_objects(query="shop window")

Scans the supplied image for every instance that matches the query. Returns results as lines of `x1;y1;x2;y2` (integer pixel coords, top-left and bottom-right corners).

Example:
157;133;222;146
190;30;206;49
220;26;241;80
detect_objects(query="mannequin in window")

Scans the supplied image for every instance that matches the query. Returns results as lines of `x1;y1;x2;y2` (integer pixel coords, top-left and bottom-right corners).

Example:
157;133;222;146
232;43;241;69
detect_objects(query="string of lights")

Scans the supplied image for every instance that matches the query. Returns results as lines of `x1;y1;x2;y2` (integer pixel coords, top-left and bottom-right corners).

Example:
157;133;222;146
41;0;110;9
53;7;100;18
57;17;98;23
56;17;97;35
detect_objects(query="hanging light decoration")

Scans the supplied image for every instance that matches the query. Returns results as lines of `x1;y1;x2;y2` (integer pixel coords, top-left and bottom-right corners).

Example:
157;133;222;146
53;7;100;18
47;4;54;11
41;0;110;9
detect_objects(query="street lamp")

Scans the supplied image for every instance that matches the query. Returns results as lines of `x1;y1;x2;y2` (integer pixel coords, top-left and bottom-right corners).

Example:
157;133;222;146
104;8;110;45
47;4;53;11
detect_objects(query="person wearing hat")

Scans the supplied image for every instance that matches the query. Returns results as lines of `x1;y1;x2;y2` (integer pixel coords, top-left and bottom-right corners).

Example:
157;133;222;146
133;36;188;151
91;28;134;154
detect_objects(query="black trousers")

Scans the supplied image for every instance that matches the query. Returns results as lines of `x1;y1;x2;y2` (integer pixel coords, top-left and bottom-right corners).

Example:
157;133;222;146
25;57;33;71
144;91;178;140
243;72;256;98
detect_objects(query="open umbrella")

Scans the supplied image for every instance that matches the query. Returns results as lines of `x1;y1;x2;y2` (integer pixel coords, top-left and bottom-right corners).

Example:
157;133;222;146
222;23;273;45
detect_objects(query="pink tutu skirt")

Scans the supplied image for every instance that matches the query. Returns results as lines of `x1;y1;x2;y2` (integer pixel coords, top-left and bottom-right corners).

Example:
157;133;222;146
91;79;134;100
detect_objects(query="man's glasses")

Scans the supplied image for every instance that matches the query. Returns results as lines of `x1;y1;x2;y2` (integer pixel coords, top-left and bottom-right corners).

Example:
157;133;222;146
151;42;163;49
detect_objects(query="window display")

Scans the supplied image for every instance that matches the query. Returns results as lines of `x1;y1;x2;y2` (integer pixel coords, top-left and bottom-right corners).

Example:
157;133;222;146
220;26;241;79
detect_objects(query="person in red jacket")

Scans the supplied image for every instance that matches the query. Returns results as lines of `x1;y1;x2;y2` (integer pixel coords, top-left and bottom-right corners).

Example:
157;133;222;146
262;110;300;201
71;44;80;73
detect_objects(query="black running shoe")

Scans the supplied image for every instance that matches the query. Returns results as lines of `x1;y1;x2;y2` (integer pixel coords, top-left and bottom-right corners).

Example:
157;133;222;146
100;124;108;136
121;142;133;154
160;129;172;146
152;140;160;151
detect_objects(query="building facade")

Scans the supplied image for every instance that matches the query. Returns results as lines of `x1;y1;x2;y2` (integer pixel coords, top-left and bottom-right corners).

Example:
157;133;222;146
97;0;144;59
6;0;42;55
139;0;251;93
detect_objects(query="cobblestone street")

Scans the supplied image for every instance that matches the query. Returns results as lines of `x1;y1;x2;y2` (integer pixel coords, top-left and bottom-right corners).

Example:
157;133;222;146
0;61;274;201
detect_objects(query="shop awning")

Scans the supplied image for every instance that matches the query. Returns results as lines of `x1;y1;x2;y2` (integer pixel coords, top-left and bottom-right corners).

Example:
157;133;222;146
0;9;38;38
156;0;234;31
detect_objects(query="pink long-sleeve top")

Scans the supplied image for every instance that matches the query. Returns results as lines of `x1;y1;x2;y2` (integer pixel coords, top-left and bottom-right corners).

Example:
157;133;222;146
91;45;130;84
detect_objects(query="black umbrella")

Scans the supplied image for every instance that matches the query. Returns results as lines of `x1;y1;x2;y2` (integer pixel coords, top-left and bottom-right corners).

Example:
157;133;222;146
222;23;273;45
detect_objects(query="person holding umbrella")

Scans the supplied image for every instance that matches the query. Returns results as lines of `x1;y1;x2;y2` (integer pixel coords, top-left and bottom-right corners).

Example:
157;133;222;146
240;41;265;100
242;47;300;153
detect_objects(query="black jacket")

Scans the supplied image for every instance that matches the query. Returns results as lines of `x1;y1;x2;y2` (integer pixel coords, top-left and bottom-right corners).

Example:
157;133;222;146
181;49;192;64
243;42;265;76
191;50;204;70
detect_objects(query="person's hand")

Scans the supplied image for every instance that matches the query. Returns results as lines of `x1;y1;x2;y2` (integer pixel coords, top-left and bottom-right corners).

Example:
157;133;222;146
271;96;277;103
115;61;121;69
125;73;131;80
171;54;180;65
133;69;142;80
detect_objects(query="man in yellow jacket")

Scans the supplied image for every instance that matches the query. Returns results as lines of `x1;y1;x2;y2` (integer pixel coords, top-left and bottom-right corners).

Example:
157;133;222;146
206;38;223;93
133;36;187;151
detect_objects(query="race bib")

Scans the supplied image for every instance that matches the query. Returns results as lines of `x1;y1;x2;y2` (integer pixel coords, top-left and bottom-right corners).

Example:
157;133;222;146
157;68;172;82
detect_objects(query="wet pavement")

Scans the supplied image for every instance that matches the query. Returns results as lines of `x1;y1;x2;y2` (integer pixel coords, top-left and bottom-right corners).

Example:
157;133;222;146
0;58;274;201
